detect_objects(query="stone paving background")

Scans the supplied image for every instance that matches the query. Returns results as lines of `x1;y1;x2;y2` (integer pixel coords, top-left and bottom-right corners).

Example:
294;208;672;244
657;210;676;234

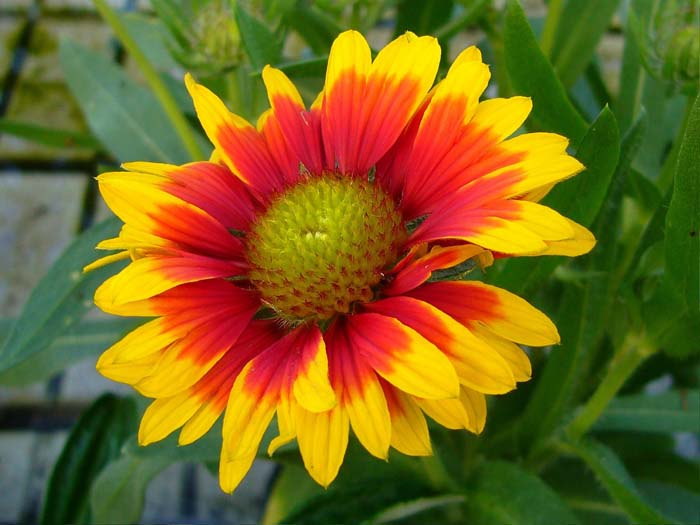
0;0;624;523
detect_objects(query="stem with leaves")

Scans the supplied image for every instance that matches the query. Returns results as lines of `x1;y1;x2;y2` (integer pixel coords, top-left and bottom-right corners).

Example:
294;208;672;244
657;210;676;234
92;0;205;161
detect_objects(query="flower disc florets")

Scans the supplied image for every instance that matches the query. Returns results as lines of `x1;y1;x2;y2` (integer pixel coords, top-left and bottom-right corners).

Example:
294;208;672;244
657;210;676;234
247;174;405;322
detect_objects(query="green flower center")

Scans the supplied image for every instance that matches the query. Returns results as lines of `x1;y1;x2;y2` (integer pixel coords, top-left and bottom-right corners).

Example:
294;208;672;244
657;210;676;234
247;175;406;322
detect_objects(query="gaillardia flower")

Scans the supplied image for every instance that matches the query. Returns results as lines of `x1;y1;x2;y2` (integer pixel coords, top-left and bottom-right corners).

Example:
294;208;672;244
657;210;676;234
89;30;594;492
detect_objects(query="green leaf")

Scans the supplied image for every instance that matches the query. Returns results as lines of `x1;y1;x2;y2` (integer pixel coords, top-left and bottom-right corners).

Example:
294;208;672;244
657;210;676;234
89;454;171;524
541;457;629;525
434;0;490;42
665;93;700;315
637;480;700;525
551;0;621;87
462;461;580;525
0;318;141;386
275;57;328;78
0;119;101;150
492;106;620;295
563;438;675;524
0;217;123;377
370;495;466;524
601;432;700;494
120;12;179;72
282;5;341;55
615;0;655;131
394;0;454;37
595;389;700;433
40;394;137;525
503;0;588;143
235;4;283;70
268;442;434;524
59;39;188;164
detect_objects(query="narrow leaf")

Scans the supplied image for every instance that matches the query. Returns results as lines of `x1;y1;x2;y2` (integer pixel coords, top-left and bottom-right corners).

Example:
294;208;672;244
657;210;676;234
235;4;283;70
59;40;188;163
665;93;700;315
0;217;123;375
595;389;700;433
40;394;137;525
551;0;621;87
0;119;100;150
564;438;676;524
89;454;171;524
463;461;581;525
503;0;588;143
394;0;454;36
0;318;141;387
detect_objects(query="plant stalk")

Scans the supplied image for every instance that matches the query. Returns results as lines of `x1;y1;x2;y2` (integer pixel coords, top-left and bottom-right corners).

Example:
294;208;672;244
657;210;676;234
565;332;655;441
92;0;205;161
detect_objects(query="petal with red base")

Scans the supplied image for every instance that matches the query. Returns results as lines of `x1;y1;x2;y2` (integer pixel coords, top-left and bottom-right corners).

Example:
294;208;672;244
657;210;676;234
327;321;391;459
180;320;282;445
135;298;258;398
124;161;257;232
262;66;324;176
97;172;244;258
221;326;334;478
381;381;431;456
411;198;576;255
407;281;559;347
322;30;440;174
401;59;490;213
94;254;244;310
185;74;283;197
365;296;516;394
343;313;459;400
385;244;491;296
257;109;299;184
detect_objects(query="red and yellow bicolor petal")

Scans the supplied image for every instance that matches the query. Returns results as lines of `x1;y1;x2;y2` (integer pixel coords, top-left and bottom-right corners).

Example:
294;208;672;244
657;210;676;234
94;253;244;312
411;197;579;255
407;281;559;347
97;171;244;259
365;297;516;394
122;161;257;232
343;313;460;400
325;321;391;460
322;30;440;174
381;380;432;456
185;73;283;198
136;320;282;446
220;325;335;493
256;109;299;183
97;281;259;387
399;52;491;214
262;66;324;176
385;244;493;296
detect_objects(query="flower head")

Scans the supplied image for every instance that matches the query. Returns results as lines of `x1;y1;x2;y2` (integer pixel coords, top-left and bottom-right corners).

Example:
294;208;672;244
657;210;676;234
90;30;594;493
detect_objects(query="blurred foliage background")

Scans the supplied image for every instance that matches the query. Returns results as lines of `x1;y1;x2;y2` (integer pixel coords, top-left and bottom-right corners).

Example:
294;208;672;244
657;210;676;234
0;0;698;524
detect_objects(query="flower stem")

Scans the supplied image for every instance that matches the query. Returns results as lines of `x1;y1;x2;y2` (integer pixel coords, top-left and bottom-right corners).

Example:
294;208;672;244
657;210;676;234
92;0;205;161
540;0;564;57
565;332;655;441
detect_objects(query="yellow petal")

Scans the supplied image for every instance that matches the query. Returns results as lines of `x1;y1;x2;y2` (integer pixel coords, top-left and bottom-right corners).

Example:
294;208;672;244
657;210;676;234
295;404;349;488
138;393;202;445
